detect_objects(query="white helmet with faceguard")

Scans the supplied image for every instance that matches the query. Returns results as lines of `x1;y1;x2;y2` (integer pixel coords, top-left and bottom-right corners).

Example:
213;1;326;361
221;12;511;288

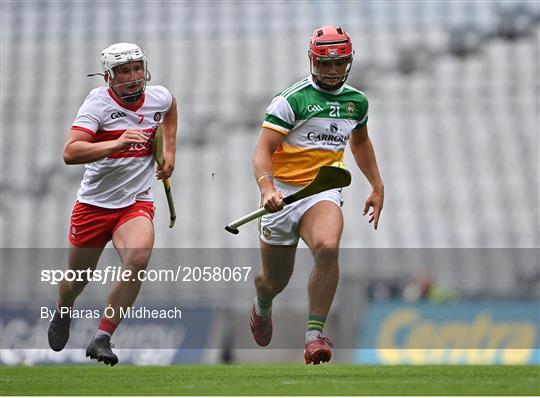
101;43;151;102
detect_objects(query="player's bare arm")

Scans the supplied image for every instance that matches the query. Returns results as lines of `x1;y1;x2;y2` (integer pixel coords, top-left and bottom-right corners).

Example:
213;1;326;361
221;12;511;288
156;96;178;181
253;127;287;213
349;124;384;229
63;129;148;165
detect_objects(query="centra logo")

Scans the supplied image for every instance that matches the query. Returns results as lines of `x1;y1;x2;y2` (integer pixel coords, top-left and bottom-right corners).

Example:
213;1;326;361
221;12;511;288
307;104;324;112
111;111;127;119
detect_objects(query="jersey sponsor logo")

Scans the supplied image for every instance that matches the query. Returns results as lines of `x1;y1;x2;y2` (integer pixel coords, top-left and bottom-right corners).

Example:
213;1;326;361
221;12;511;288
111;111;127;119
307;104;324;112
98;128;156;159
307;132;348;145
306;122;348;146
116;131;154;157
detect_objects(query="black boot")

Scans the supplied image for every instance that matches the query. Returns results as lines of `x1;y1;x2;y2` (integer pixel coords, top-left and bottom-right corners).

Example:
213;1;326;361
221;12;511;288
86;335;118;366
47;309;71;351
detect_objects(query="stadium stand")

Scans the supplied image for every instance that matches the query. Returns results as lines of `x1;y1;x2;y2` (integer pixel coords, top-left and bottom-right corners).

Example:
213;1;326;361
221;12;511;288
1;1;538;362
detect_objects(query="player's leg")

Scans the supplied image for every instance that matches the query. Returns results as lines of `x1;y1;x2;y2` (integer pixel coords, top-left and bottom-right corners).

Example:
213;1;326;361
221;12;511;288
108;215;154;325
299;200;343;364
250;196;299;347
251;240;297;346
87;204;154;366
255;241;297;304
49;200;110;352
300;200;343;318
48;244;104;352
59;245;104;306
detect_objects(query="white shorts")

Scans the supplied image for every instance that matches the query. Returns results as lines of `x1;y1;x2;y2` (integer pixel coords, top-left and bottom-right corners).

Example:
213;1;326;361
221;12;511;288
259;179;343;246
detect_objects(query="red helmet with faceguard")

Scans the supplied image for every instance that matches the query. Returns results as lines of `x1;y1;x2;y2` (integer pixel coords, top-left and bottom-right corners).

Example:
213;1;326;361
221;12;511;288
309;25;354;90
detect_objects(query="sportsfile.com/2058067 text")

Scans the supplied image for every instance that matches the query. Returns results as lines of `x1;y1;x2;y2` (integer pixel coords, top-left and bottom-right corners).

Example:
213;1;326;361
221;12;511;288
40;266;253;285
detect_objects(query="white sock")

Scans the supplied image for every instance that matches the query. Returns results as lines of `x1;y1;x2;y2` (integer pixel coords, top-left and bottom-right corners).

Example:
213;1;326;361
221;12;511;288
254;296;272;317
94;329;112;340
306;330;322;343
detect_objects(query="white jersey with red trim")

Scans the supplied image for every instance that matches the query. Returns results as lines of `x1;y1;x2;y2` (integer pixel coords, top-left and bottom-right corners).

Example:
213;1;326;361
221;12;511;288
71;85;173;208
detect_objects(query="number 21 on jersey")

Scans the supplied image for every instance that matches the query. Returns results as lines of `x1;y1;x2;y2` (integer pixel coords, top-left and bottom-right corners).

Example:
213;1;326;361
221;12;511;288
329;106;340;117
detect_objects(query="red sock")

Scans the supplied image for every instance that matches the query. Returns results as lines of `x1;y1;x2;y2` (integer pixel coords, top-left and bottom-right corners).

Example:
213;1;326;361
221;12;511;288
97;317;117;336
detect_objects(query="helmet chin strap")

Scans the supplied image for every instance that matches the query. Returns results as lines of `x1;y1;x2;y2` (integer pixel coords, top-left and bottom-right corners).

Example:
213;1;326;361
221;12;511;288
110;85;143;102
108;68;151;103
312;75;345;91
309;59;351;91
311;68;349;91
110;78;146;102
119;90;143;102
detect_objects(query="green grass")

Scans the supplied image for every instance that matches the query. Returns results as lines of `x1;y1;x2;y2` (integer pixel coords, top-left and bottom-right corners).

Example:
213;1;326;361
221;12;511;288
1;365;538;395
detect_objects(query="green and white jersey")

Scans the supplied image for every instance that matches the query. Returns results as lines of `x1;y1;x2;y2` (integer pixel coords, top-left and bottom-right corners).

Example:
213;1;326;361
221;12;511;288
262;76;368;185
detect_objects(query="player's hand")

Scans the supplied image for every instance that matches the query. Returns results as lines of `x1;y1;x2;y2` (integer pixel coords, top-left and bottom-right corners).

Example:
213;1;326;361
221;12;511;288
363;188;384;230
156;153;175;181
262;190;284;213
116;129;148;150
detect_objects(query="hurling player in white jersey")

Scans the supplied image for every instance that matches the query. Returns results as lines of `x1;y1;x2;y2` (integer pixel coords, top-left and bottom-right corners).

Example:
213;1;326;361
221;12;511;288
250;26;384;364
47;43;178;366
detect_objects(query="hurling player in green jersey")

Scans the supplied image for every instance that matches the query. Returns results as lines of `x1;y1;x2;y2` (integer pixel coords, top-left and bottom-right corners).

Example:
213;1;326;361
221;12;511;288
250;26;384;364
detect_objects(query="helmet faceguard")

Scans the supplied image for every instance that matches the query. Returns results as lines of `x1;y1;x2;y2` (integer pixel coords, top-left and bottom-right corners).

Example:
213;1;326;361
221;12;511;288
309;26;354;91
101;43;151;102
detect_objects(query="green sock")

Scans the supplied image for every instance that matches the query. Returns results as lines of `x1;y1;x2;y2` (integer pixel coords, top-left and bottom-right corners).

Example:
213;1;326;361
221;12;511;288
255;296;272;316
307;314;326;333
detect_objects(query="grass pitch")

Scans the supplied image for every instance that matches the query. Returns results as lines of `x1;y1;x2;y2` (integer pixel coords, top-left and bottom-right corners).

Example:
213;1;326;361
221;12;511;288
1;364;538;395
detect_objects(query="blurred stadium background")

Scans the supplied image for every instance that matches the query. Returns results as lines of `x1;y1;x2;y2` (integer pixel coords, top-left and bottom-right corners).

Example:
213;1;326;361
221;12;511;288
1;0;539;366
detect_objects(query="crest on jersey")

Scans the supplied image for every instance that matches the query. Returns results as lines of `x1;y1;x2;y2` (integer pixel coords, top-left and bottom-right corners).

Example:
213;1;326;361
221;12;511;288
262;227;272;239
346;102;356;115
154;112;162;122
